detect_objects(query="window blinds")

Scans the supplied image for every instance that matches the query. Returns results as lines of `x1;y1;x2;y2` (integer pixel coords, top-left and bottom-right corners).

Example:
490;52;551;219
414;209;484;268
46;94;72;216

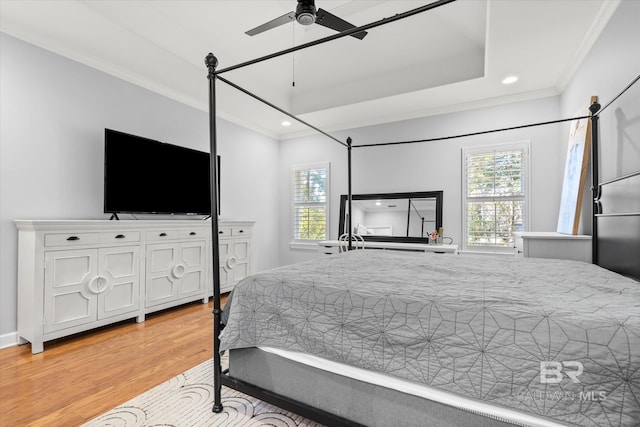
464;146;527;249
293;165;328;240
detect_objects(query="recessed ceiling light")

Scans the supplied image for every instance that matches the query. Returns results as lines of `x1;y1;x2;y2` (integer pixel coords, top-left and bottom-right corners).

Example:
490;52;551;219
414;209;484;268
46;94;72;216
281;120;291;126
502;75;519;85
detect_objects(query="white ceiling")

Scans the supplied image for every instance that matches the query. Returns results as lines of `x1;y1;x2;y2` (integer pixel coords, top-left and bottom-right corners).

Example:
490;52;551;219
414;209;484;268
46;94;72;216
0;0;619;139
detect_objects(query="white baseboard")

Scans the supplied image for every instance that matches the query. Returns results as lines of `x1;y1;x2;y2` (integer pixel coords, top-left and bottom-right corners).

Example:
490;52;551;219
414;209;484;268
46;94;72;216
0;332;18;349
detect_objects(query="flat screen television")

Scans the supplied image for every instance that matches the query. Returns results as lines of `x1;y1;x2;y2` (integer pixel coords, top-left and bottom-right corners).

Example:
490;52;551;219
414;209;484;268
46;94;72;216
104;129;218;216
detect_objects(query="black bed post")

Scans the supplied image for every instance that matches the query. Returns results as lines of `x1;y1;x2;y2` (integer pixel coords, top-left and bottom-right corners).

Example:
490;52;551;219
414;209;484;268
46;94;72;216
589;100;601;265
347;137;353;250
206;52;224;414
406;199;411;237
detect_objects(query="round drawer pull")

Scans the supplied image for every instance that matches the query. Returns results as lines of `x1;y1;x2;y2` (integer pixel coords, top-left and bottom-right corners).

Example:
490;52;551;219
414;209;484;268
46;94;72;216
67;236;80;241
159;233;167;237
190;232;196;236
115;234;126;239
88;275;109;294
172;264;186;279
226;256;237;270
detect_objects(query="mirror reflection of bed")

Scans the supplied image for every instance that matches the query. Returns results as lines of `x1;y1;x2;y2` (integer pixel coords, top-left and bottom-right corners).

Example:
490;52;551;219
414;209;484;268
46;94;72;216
352;198;436;238
339;191;443;243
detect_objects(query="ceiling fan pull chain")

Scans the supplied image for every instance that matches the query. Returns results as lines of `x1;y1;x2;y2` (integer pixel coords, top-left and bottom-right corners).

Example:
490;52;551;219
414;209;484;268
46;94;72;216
292;23;296;87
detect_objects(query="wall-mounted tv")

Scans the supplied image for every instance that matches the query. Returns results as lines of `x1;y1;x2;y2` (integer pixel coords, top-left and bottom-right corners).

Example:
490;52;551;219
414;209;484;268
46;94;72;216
104;129;218;216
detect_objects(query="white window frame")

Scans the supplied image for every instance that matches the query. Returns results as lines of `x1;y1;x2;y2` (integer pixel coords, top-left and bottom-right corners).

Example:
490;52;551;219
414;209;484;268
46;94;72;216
291;162;330;245
462;141;530;253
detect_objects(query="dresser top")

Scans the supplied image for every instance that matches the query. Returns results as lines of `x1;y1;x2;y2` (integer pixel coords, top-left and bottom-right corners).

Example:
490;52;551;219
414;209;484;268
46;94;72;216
14;219;255;231
515;231;591;240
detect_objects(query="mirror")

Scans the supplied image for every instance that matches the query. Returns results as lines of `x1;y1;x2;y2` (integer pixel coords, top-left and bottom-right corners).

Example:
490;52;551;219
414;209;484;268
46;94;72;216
339;191;443;243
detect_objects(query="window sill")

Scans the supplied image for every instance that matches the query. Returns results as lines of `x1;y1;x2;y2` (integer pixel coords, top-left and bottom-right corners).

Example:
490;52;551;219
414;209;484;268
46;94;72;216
458;250;514;257
289;241;320;251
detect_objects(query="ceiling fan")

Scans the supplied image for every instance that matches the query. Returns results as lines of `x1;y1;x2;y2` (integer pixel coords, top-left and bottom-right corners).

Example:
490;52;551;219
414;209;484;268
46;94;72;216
245;0;368;40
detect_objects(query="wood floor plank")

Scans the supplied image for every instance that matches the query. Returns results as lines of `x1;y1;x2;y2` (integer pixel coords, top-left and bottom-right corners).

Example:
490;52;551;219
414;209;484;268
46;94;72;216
0;297;225;427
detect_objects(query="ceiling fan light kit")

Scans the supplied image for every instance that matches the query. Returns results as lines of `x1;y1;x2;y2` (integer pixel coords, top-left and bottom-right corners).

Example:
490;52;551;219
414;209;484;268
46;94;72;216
296;0;316;25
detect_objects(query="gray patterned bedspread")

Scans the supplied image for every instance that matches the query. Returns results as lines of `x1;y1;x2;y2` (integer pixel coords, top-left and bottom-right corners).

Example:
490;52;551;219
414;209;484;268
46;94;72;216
220;251;640;426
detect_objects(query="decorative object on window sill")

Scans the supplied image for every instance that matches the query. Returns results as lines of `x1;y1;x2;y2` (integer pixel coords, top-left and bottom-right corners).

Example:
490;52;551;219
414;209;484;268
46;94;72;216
428;228;451;245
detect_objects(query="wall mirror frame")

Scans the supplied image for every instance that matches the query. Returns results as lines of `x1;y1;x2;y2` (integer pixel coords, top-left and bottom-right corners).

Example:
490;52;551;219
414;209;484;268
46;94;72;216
339;191;443;243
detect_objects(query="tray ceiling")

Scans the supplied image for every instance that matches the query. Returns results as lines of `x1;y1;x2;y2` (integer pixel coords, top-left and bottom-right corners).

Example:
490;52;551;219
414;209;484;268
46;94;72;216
0;0;619;139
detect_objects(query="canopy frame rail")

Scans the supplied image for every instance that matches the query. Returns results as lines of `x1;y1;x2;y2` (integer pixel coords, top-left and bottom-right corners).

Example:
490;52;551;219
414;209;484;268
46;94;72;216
346;70;638;149
216;76;347;148
352;115;592;148
213;0;457;76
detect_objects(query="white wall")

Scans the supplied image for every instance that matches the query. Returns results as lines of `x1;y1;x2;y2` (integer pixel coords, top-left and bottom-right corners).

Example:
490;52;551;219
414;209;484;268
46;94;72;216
279;96;564;266
557;0;640;235
278;133;349;265
560;0;640;183
278;0;640;267
0;33;280;338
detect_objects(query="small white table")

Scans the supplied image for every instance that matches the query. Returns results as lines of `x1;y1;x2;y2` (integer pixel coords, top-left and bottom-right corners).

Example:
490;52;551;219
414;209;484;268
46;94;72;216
514;232;591;262
318;240;458;256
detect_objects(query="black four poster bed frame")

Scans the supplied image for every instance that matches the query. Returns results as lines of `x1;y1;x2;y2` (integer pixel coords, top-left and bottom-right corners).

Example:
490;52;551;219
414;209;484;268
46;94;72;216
203;1;640;425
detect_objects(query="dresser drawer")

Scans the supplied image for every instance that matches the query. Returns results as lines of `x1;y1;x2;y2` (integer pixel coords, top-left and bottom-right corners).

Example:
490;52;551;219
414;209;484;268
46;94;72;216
232;227;251;237
180;229;209;240
100;231;141;243
514;234;524;257
44;233;100;247
217;227;232;238
318;245;340;255
145;230;181;241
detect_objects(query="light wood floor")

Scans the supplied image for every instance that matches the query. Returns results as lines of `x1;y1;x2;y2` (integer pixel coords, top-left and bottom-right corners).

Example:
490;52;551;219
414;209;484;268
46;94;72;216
0;296;226;427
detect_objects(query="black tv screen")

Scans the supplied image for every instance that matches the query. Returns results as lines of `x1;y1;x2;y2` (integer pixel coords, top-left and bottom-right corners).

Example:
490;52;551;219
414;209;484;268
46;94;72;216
104;129;217;216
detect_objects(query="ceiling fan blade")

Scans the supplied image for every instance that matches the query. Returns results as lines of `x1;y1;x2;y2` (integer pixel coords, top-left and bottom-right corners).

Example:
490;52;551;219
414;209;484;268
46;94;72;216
245;11;295;36
315;8;367;40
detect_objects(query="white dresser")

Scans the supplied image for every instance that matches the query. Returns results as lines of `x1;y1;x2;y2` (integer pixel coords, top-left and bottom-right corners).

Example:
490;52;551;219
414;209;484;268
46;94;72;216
15;219;253;353
318;240;458;255
514;232;591;262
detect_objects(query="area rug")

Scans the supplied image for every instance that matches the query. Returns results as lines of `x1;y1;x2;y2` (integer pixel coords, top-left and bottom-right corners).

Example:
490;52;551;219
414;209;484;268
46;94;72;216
82;354;323;427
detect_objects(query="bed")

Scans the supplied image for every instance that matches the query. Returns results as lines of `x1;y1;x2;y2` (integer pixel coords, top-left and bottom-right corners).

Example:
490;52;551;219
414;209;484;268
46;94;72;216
220;251;639;426
203;1;640;426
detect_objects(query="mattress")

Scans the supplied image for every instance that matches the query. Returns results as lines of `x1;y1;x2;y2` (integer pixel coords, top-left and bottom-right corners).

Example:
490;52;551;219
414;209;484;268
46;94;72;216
220;250;640;426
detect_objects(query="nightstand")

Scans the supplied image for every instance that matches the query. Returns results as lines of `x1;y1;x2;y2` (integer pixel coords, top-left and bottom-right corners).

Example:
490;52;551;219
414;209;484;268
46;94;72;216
514;232;591;263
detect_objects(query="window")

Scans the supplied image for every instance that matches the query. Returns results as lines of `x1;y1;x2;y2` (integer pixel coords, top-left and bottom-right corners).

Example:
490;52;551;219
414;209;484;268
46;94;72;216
462;142;529;252
292;163;329;241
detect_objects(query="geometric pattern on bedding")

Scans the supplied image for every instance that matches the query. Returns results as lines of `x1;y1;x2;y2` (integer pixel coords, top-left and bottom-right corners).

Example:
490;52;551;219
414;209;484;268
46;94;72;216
220;250;640;427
